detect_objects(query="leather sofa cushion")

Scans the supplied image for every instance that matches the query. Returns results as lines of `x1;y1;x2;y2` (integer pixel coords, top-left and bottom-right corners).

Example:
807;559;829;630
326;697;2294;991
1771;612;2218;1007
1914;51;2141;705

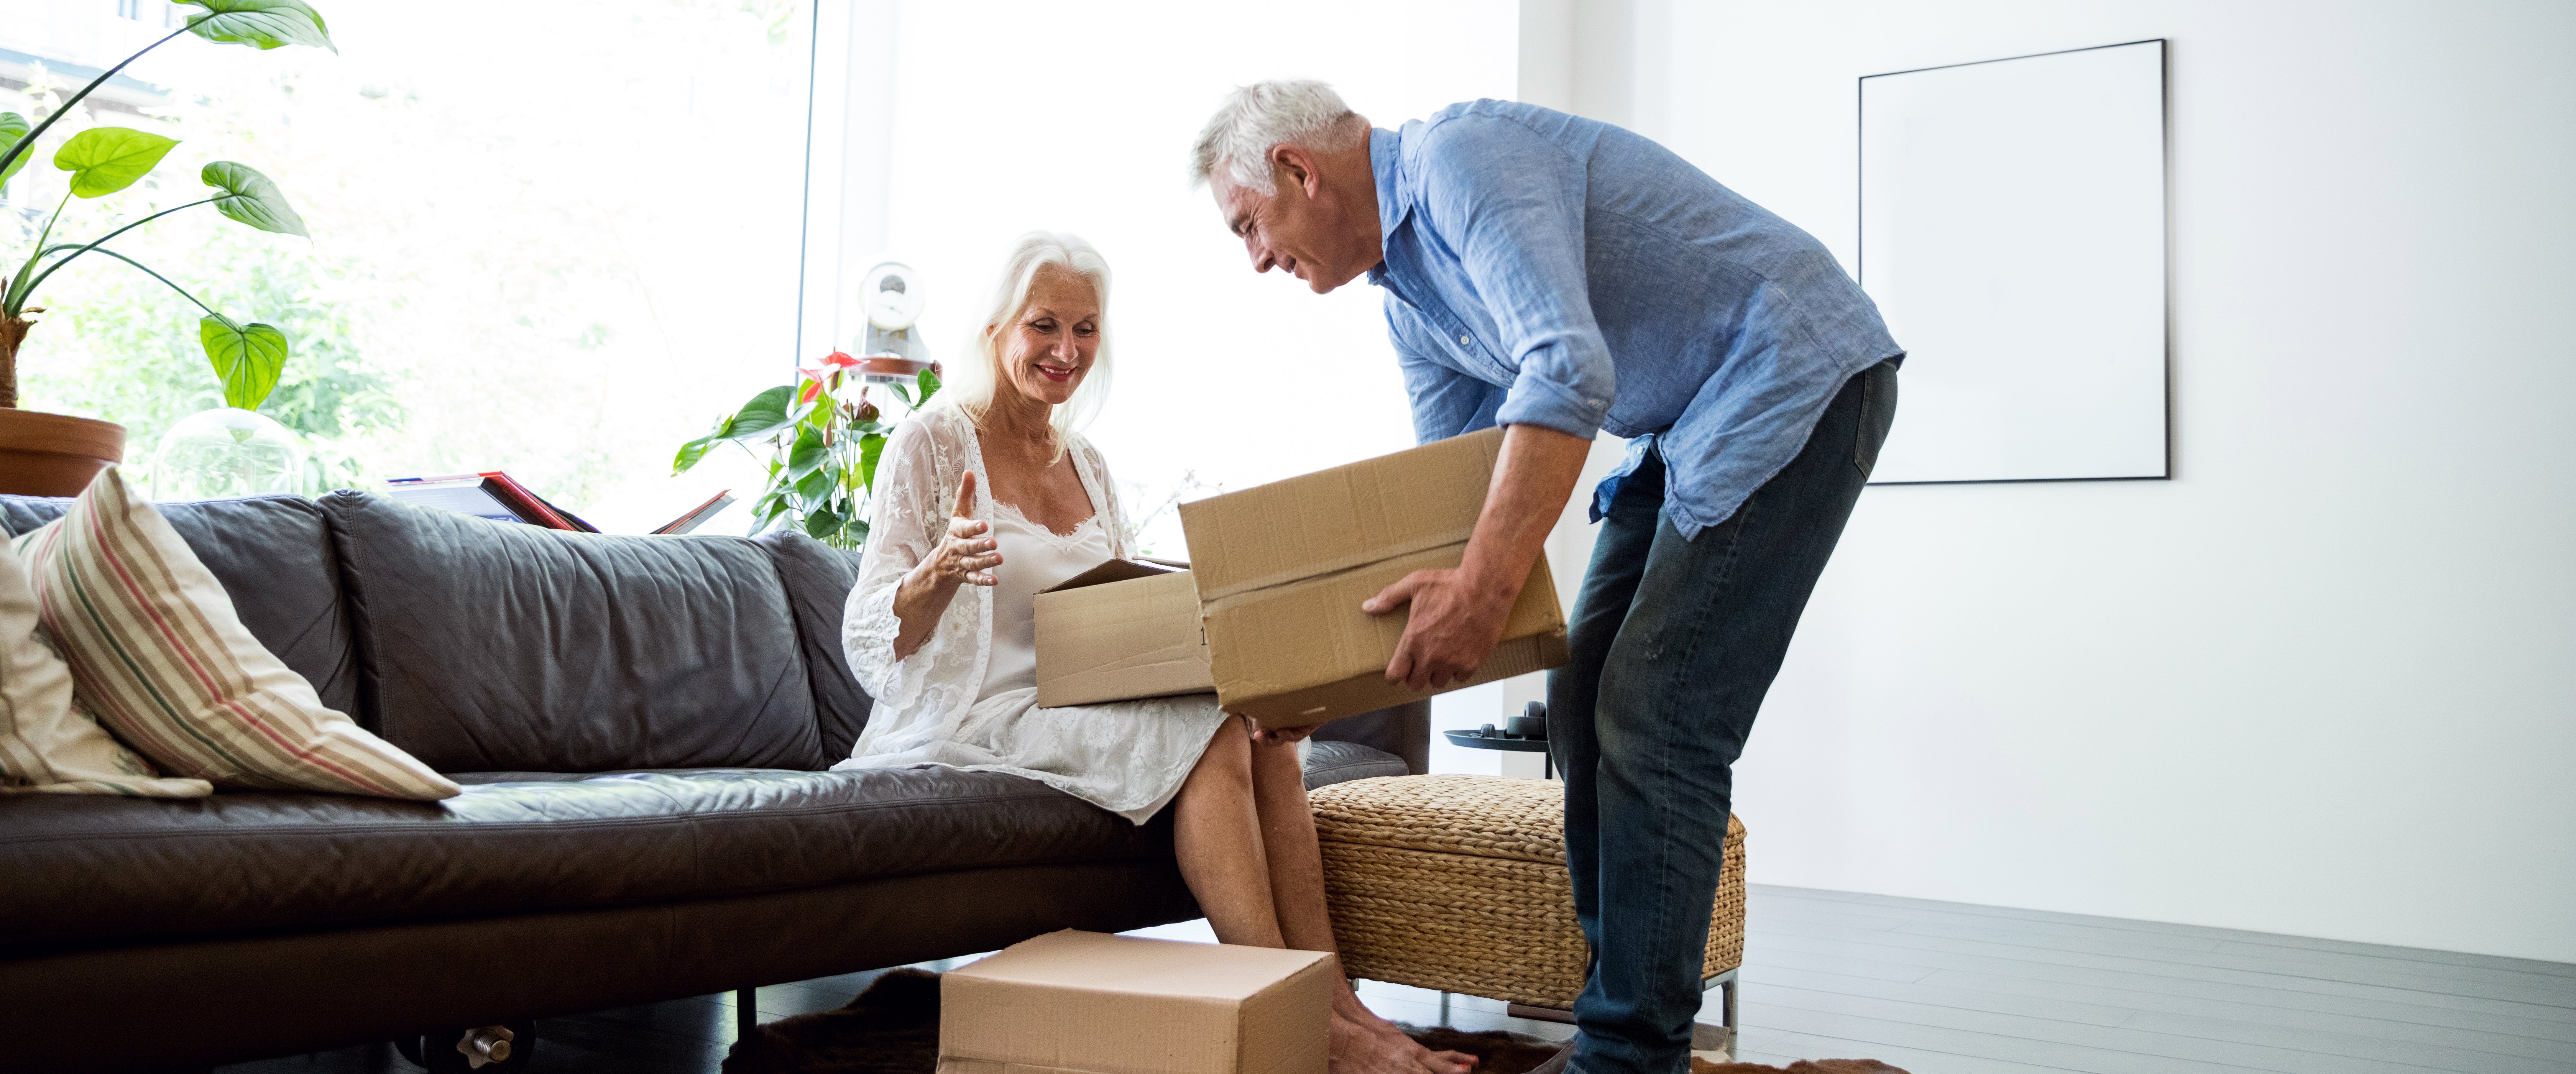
1303;740;1410;790
0;766;1170;952
752;531;873;759
319;491;827;772
0;494;360;721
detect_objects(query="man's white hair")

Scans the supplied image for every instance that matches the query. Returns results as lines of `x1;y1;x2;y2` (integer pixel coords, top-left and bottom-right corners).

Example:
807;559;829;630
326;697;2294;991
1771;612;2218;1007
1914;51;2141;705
1189;79;1368;195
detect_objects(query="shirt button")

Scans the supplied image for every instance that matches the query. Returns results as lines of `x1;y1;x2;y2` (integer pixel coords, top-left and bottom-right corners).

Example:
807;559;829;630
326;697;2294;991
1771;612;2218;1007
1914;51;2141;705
1458;334;1471;346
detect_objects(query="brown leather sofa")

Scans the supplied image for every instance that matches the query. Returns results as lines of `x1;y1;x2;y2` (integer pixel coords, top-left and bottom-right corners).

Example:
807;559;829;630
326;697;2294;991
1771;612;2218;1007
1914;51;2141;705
0;490;1427;1072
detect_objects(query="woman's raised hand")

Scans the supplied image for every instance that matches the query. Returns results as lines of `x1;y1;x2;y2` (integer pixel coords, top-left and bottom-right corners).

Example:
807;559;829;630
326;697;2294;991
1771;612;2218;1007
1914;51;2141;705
929;471;1001;587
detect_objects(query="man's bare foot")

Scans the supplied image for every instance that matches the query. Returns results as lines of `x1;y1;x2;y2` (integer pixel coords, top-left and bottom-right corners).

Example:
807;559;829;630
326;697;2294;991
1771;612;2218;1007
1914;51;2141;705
1329;1011;1477;1074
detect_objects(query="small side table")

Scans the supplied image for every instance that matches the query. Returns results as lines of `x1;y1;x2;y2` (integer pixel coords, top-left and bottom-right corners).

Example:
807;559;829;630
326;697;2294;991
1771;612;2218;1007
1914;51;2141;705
1443;727;1553;778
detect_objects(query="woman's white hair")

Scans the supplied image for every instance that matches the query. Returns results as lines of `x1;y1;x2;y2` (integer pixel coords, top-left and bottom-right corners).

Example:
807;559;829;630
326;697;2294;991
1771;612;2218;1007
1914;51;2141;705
1189;79;1368;195
933;230;1114;459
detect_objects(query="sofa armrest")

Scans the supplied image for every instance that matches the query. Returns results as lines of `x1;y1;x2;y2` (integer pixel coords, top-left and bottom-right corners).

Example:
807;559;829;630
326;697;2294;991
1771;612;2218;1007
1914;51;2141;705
1311;700;1430;775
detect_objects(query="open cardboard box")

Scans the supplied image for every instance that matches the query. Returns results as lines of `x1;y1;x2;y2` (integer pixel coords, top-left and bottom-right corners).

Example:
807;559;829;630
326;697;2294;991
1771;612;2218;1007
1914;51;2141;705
1034;428;1567;729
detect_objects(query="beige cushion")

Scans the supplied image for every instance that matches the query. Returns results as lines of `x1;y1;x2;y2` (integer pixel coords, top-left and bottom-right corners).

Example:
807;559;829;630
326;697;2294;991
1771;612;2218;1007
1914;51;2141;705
0;533;210;797
13;469;458;800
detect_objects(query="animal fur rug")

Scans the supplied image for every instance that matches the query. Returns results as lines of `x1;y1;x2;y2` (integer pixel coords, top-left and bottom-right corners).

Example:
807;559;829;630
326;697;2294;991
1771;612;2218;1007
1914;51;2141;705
720;969;1906;1074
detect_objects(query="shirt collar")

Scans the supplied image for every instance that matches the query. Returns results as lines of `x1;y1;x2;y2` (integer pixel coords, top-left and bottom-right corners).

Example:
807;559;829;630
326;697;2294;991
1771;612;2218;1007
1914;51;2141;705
1365;126;1406;287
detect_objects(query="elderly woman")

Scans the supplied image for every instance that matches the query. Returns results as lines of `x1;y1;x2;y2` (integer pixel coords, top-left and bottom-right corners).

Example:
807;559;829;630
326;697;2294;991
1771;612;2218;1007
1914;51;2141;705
838;232;1472;1074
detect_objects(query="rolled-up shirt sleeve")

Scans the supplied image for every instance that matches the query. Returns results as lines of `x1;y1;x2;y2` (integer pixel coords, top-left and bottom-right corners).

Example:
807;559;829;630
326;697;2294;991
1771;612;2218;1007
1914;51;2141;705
1416;117;1616;440
1390;298;1505;443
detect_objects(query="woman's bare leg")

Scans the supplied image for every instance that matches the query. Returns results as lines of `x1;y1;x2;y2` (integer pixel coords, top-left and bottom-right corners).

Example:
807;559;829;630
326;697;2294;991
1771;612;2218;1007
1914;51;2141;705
1248;735;1475;1074
1172;719;1285;948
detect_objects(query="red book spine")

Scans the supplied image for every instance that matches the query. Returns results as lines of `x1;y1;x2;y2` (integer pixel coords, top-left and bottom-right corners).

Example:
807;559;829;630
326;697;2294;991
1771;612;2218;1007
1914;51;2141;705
479;472;577;530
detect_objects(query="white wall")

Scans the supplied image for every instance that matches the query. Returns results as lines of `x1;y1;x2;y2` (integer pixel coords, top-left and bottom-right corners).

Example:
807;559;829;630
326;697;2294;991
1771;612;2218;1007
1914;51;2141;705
1537;0;2576;962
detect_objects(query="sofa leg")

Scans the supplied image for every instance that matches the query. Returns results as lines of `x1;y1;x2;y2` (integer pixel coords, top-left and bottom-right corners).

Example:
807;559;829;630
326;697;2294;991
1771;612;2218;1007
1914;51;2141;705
736;986;759;1040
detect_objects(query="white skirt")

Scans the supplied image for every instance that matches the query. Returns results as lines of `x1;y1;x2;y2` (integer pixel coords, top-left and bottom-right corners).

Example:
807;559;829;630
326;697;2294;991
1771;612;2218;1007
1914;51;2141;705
833;687;1233;824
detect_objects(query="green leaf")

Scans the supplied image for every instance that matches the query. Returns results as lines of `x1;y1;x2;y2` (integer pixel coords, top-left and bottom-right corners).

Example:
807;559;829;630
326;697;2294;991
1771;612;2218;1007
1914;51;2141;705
178;0;336;52
802;506;841;540
54;127;179;198
0;113;29;192
742;489;786;535
672;435;715;475
858;432;887;493
199;315;289;411
723;385;799;442
786;424;828;479
916;367;942;404
794;466;833;504
201;161;308;237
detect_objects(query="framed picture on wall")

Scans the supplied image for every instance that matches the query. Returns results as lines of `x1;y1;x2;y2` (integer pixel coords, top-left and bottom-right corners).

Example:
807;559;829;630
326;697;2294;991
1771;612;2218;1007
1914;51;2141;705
1859;39;2170;484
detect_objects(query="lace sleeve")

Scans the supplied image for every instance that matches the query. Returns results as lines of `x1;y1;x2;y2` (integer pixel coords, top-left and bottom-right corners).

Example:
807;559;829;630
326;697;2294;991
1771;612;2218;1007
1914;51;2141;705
842;418;945;708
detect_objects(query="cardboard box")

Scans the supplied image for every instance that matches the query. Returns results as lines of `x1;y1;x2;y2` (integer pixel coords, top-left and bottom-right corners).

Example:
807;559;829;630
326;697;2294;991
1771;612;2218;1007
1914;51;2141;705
938;930;1336;1074
1034;560;1214;708
1180;427;1567;728
1033;428;1568;728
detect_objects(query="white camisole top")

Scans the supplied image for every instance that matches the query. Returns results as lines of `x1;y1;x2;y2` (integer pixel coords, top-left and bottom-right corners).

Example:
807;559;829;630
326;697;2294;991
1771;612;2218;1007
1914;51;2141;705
976;504;1114;703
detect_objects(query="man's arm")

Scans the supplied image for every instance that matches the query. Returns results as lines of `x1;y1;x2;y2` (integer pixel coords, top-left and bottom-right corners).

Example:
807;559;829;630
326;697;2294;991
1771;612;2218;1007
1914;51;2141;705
1368;422;1590;690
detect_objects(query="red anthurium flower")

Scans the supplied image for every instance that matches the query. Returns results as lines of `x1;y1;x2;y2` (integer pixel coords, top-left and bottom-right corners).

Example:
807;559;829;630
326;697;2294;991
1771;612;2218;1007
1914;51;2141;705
798;378;824;405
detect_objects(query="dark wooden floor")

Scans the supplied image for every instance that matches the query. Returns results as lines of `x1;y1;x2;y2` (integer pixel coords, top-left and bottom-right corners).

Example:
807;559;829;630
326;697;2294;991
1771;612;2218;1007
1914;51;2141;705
221;885;2576;1074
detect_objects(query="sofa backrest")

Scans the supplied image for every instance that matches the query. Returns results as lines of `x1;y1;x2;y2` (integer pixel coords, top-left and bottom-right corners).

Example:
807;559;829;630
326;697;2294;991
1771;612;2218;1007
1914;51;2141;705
318;490;833;772
752;530;875;760
0;493;363;720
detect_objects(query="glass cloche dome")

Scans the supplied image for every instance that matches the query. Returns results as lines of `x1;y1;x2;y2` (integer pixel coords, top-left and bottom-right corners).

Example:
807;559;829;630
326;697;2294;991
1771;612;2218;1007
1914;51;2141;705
152;407;307;499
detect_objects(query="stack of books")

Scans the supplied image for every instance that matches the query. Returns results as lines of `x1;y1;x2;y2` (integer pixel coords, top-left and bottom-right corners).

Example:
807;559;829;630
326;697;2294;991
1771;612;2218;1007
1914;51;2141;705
385;473;733;535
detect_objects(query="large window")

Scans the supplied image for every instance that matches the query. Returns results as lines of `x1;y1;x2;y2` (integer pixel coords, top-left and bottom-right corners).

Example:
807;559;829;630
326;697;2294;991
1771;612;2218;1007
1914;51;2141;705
1;0;812;530
4;0;1523;542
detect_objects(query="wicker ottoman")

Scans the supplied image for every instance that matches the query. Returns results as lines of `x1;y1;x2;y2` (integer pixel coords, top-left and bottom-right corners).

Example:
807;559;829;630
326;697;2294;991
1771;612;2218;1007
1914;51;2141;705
1311;774;1746;1020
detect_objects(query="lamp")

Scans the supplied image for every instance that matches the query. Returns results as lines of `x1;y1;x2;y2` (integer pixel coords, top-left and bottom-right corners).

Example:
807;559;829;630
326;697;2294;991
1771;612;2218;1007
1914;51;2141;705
854;260;933;386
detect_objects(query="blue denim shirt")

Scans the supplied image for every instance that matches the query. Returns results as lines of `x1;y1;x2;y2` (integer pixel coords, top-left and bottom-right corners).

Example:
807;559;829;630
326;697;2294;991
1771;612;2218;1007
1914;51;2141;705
1367;100;1902;539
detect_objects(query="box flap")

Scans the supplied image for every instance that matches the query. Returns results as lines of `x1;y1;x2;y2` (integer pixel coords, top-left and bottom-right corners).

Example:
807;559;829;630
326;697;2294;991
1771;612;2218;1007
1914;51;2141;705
1178;428;1503;603
1042;558;1186;595
947;931;1323;1000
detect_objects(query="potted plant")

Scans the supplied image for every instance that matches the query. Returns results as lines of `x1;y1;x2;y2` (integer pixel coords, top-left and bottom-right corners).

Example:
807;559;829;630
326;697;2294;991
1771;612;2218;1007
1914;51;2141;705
0;0;333;496
674;353;940;550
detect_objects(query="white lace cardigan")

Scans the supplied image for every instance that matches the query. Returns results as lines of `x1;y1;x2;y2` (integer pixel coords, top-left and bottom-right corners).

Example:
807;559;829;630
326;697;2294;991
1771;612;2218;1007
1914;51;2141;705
839;407;1133;762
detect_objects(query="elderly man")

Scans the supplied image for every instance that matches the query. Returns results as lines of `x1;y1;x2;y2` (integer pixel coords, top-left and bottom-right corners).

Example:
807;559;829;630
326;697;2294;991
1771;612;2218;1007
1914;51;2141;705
1193;82;1902;1074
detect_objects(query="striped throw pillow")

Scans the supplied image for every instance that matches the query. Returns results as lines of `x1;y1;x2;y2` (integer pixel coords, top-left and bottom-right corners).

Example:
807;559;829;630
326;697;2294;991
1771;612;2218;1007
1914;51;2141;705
0;533;212;798
13;469;458;800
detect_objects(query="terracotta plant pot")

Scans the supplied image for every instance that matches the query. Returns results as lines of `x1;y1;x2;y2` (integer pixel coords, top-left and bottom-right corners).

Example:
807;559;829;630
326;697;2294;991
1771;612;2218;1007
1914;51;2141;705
0;408;125;496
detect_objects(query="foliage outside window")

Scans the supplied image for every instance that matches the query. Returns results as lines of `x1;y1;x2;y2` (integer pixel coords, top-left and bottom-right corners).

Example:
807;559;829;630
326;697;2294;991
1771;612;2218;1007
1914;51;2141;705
0;0;809;522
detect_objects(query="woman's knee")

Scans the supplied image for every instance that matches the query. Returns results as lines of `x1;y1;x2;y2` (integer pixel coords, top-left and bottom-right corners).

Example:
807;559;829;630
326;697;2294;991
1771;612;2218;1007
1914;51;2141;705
1187;718;1254;788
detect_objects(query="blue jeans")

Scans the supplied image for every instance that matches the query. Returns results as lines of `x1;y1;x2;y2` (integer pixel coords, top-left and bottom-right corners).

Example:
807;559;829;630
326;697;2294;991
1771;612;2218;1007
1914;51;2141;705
1549;360;1897;1074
